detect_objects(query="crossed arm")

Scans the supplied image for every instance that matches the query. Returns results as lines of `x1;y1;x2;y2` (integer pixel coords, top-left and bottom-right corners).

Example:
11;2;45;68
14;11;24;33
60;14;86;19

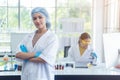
15;52;46;63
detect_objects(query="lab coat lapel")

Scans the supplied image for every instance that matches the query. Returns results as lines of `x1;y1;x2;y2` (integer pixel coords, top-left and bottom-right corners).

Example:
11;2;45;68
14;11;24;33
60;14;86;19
32;30;49;52
74;44;81;61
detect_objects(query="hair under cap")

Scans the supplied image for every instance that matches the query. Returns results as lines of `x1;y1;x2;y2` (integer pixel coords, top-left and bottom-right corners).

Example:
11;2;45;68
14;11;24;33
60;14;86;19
31;7;51;29
80;32;91;40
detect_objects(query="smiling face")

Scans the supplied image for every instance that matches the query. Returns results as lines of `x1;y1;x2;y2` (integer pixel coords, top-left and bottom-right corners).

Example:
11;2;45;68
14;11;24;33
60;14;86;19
32;13;46;30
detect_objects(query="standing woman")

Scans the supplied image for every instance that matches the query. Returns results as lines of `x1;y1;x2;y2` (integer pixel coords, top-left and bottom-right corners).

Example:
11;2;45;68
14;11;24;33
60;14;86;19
15;7;59;80
67;32;97;65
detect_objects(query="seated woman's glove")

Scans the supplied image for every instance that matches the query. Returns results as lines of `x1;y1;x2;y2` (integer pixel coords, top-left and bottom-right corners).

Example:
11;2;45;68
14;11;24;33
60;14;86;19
91;52;97;59
90;52;97;66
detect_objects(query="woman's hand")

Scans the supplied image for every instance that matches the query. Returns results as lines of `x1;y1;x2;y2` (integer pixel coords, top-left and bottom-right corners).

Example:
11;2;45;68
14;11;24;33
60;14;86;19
115;64;120;68
29;57;46;63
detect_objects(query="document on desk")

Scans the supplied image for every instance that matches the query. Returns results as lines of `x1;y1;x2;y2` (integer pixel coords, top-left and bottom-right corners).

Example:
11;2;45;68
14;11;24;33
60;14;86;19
75;63;88;68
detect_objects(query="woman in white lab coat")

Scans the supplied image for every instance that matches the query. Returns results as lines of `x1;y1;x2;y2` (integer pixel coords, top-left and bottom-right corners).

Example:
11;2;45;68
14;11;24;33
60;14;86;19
68;32;97;65
15;7;58;80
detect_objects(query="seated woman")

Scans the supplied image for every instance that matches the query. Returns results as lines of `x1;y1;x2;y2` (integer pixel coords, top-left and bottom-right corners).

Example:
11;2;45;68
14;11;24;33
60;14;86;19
67;32;97;67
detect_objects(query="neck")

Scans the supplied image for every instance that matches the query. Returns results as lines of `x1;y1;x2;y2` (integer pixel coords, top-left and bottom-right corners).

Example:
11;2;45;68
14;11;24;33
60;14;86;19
79;46;86;56
37;28;47;34
79;44;87;49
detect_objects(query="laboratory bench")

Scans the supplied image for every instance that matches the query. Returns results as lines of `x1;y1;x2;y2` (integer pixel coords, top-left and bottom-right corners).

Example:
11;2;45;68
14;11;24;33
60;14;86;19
0;71;21;80
54;65;120;80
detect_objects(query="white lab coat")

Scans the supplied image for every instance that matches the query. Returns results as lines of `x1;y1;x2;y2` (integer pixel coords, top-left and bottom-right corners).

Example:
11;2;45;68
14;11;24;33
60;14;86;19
67;44;94;64
15;30;59;80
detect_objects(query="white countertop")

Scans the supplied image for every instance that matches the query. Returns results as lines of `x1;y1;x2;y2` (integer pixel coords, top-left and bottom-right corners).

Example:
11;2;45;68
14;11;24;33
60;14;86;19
54;64;120;75
0;63;120;76
54;68;120;75
0;71;21;76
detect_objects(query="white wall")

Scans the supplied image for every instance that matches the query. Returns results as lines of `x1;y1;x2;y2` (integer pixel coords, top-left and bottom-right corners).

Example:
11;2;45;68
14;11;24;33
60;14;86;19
93;0;104;62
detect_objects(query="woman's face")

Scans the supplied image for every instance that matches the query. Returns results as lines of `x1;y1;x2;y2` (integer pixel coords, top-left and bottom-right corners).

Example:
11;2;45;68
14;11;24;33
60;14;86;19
32;13;46;30
79;38;91;48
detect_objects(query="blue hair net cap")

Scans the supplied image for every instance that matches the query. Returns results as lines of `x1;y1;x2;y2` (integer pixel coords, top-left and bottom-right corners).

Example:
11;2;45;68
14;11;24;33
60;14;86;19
31;7;51;29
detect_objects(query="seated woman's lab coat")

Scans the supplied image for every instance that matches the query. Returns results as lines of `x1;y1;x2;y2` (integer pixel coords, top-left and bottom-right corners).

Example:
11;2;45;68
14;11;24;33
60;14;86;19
67;44;97;65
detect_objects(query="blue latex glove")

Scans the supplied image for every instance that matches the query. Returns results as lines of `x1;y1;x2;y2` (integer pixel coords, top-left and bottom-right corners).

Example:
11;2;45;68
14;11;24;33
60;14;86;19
90;52;97;66
34;51;42;58
20;45;28;52
20;45;28;62
91;52;97;59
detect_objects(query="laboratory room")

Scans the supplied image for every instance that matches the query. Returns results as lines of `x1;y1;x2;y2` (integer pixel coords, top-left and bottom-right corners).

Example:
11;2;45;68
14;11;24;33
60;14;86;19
0;0;120;80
